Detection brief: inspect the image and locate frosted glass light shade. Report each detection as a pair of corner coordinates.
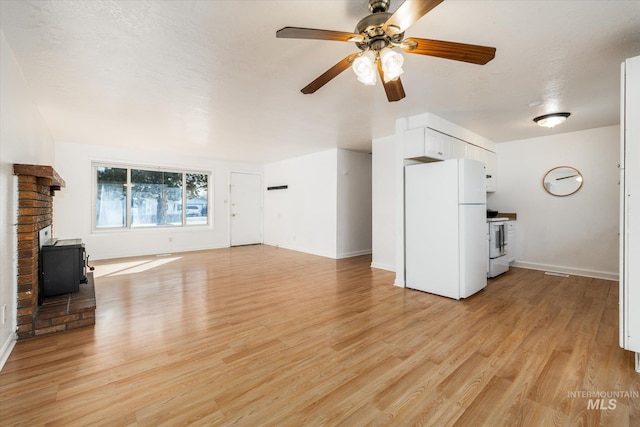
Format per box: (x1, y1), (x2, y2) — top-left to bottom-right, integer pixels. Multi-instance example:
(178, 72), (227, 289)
(533, 112), (571, 128)
(352, 51), (377, 86)
(380, 47), (404, 82)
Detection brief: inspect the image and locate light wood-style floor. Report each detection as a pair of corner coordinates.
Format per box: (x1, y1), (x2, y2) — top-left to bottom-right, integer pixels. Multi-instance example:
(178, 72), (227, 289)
(1, 245), (638, 426)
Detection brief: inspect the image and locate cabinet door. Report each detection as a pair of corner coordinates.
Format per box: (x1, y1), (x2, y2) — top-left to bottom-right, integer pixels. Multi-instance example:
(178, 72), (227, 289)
(465, 144), (483, 162)
(465, 145), (497, 192)
(449, 137), (467, 159)
(484, 151), (497, 192)
(404, 127), (425, 159)
(424, 128), (448, 160)
(507, 221), (516, 263)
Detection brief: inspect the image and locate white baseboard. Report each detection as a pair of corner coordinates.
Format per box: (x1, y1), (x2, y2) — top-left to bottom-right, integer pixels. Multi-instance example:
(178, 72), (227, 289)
(336, 249), (372, 259)
(0, 333), (16, 372)
(512, 261), (619, 281)
(370, 262), (395, 272)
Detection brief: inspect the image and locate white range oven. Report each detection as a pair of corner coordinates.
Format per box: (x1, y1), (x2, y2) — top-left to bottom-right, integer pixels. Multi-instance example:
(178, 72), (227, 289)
(488, 218), (509, 278)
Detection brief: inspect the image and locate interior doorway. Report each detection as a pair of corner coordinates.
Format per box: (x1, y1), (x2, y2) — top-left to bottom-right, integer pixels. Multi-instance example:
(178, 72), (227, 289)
(229, 172), (262, 246)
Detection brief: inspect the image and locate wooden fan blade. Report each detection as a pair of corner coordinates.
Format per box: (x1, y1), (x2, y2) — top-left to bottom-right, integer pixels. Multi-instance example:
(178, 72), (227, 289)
(301, 53), (359, 94)
(382, 0), (445, 34)
(276, 27), (363, 43)
(402, 38), (496, 65)
(377, 61), (406, 102)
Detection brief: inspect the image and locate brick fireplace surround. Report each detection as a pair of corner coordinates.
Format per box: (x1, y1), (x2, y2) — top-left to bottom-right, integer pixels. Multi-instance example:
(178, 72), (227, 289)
(13, 164), (96, 340)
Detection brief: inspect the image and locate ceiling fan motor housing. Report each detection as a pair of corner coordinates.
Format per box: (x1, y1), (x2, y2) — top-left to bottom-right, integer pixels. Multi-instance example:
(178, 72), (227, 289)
(355, 12), (404, 51)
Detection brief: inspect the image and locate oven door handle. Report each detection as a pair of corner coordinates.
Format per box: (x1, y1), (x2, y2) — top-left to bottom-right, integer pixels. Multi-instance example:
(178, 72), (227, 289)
(499, 224), (506, 254)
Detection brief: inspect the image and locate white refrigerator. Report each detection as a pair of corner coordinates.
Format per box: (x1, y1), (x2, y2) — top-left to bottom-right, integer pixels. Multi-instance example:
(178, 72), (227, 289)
(405, 158), (488, 299)
(620, 55), (640, 371)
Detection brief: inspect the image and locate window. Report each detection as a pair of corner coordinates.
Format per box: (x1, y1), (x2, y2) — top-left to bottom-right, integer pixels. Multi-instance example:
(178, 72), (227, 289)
(94, 164), (210, 229)
(185, 173), (209, 225)
(130, 169), (183, 227)
(96, 167), (127, 228)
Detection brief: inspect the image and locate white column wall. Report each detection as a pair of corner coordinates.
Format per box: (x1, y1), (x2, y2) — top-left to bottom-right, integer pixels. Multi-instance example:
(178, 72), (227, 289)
(371, 135), (396, 271)
(263, 149), (338, 258)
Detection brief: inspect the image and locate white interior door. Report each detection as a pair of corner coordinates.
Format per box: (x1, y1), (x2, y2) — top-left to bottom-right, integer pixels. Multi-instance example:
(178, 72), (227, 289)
(230, 172), (262, 246)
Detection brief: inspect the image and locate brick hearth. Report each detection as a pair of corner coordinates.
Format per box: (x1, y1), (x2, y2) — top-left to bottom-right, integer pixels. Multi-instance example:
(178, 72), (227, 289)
(13, 164), (96, 339)
(34, 273), (96, 336)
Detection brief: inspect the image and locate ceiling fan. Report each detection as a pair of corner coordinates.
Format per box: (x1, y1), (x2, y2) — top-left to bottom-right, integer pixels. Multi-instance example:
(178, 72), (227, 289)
(276, 0), (496, 102)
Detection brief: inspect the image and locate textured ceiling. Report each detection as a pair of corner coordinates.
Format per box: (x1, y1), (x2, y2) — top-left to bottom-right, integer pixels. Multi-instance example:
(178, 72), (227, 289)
(1, 0), (640, 163)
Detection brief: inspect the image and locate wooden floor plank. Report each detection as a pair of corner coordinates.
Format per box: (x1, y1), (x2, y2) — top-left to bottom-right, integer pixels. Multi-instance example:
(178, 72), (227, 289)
(0, 245), (637, 426)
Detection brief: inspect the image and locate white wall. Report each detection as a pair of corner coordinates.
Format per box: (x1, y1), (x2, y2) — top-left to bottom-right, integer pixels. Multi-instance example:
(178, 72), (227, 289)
(0, 31), (55, 369)
(263, 149), (338, 258)
(54, 142), (262, 260)
(337, 150), (372, 259)
(488, 125), (620, 280)
(264, 148), (372, 259)
(371, 135), (396, 271)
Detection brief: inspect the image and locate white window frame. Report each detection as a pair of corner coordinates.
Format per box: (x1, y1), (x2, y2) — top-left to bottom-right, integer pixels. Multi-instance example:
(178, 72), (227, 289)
(92, 162), (212, 232)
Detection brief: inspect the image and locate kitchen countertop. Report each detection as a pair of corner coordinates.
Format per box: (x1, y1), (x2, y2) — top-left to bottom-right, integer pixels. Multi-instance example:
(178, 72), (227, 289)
(497, 212), (517, 220)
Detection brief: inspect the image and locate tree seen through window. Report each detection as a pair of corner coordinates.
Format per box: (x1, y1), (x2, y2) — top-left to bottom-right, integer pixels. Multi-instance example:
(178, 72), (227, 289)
(94, 165), (209, 229)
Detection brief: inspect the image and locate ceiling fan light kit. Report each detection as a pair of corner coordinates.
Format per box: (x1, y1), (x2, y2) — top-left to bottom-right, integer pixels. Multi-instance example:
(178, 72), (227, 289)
(533, 112), (571, 128)
(352, 48), (404, 85)
(276, 0), (496, 102)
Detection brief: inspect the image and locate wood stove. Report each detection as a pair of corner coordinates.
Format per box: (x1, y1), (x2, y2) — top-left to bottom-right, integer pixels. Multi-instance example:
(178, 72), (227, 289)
(39, 238), (87, 305)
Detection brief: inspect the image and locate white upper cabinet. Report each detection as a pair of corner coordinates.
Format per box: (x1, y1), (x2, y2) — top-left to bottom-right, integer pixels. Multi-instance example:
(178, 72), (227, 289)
(424, 128), (450, 160)
(404, 127), (449, 160)
(449, 137), (467, 159)
(404, 127), (428, 159)
(466, 144), (497, 192)
(484, 151), (497, 192)
(403, 124), (497, 192)
(404, 127), (459, 161)
(400, 113), (498, 192)
(465, 143), (483, 162)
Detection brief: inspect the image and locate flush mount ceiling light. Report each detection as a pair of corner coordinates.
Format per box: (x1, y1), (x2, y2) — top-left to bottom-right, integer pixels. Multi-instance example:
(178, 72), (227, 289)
(533, 112), (571, 128)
